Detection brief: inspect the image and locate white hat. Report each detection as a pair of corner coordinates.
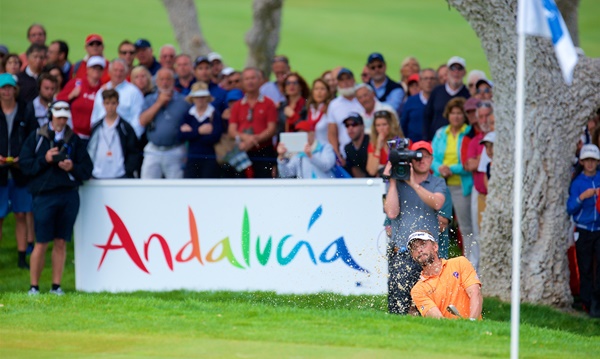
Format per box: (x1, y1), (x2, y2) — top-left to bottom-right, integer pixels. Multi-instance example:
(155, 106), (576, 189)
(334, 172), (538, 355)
(50, 101), (71, 119)
(407, 231), (436, 248)
(480, 131), (496, 145)
(221, 67), (235, 76)
(188, 89), (211, 98)
(447, 56), (466, 68)
(580, 144), (600, 160)
(87, 56), (106, 69)
(207, 52), (222, 62)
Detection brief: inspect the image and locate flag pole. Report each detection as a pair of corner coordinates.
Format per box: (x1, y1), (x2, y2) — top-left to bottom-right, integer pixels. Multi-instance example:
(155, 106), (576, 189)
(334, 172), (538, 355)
(511, 1), (527, 358)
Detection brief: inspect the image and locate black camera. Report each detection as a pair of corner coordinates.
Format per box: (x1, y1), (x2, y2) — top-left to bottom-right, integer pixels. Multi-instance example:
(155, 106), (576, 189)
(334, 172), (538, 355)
(388, 138), (422, 181)
(52, 140), (70, 163)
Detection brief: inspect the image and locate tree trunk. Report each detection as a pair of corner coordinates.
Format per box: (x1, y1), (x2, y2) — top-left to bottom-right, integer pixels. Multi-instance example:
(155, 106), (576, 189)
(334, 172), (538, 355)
(162, 0), (212, 58)
(448, 0), (600, 306)
(244, 0), (283, 78)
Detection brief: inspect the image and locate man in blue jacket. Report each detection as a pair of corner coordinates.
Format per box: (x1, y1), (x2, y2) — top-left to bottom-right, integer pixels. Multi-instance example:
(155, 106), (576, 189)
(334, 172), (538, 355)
(567, 143), (600, 318)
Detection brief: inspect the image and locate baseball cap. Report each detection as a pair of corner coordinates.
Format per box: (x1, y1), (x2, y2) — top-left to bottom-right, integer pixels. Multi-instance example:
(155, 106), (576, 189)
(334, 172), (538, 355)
(295, 120), (316, 132)
(87, 56), (106, 69)
(407, 74), (420, 84)
(476, 78), (494, 88)
(580, 144), (600, 160)
(480, 131), (496, 145)
(410, 141), (433, 155)
(367, 52), (385, 64)
(447, 56), (466, 68)
(464, 97), (481, 112)
(343, 113), (364, 126)
(226, 89), (244, 103)
(134, 39), (152, 49)
(221, 67), (235, 76)
(407, 231), (436, 249)
(337, 68), (354, 80)
(194, 56), (210, 68)
(50, 101), (71, 119)
(0, 73), (17, 88)
(85, 34), (103, 45)
(0, 45), (8, 55)
(208, 52), (222, 62)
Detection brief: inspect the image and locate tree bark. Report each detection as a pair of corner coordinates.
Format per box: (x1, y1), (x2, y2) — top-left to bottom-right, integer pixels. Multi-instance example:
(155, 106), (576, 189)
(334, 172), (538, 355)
(162, 0), (212, 58)
(244, 0), (283, 78)
(448, 0), (600, 306)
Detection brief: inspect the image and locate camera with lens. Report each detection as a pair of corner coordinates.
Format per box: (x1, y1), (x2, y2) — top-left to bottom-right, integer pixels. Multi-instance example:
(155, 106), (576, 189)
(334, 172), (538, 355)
(387, 138), (422, 181)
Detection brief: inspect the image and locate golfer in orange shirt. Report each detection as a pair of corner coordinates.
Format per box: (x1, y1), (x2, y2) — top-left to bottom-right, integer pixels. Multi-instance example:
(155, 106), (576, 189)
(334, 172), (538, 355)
(408, 230), (483, 320)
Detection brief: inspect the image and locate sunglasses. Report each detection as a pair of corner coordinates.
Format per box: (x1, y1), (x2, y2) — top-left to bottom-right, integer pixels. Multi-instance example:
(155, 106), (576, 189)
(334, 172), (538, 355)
(119, 50), (135, 55)
(369, 64), (383, 70)
(374, 110), (392, 119)
(361, 73), (368, 77)
(285, 80), (299, 86)
(345, 122), (360, 128)
(247, 108), (253, 122)
(477, 101), (493, 108)
(476, 88), (492, 94)
(88, 41), (103, 47)
(449, 64), (464, 71)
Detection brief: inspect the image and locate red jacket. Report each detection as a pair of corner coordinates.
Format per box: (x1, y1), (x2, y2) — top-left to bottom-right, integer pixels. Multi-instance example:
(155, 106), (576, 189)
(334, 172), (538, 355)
(57, 78), (101, 137)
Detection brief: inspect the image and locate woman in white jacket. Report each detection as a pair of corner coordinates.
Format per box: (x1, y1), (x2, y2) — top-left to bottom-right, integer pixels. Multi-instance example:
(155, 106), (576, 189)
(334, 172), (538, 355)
(277, 120), (336, 179)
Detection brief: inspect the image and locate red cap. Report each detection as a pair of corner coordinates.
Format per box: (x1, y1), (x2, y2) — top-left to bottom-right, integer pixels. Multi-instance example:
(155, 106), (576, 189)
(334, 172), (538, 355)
(294, 120), (316, 132)
(85, 34), (103, 45)
(410, 141), (432, 154)
(407, 74), (420, 84)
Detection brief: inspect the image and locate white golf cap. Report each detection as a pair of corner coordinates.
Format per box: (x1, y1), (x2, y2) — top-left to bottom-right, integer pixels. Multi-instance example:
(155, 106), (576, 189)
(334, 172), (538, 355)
(207, 52), (222, 62)
(407, 231), (436, 248)
(221, 67), (235, 76)
(188, 89), (211, 98)
(580, 144), (600, 160)
(447, 56), (466, 68)
(50, 101), (71, 119)
(480, 131), (496, 145)
(87, 56), (106, 69)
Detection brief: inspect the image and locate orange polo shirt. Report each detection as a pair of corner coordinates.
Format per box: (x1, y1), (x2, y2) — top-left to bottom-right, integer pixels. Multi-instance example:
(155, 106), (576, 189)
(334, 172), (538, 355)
(411, 256), (482, 319)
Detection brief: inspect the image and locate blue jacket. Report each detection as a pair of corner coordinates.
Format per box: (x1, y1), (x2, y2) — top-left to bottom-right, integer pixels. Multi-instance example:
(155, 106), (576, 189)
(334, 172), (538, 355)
(400, 93), (426, 142)
(432, 124), (473, 196)
(567, 172), (600, 231)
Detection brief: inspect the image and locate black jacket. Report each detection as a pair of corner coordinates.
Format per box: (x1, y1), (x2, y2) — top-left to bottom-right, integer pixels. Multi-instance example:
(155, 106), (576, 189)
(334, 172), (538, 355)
(19, 124), (93, 195)
(88, 118), (141, 178)
(0, 101), (39, 186)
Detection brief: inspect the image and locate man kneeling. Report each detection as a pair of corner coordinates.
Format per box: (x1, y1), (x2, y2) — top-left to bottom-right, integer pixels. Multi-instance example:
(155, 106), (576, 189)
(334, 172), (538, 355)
(409, 230), (483, 320)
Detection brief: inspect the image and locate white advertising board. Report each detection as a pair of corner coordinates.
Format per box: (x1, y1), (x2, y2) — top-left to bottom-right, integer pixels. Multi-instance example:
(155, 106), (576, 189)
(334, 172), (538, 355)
(74, 179), (388, 294)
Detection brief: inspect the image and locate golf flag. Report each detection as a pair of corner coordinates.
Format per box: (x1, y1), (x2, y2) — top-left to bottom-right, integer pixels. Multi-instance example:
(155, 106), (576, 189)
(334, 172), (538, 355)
(518, 0), (578, 84)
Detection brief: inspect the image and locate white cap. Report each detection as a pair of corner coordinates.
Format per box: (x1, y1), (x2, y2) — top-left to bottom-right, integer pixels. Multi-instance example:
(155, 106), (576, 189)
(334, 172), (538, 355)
(188, 89), (211, 98)
(50, 101), (71, 119)
(480, 131), (496, 144)
(580, 144), (600, 160)
(407, 231), (436, 248)
(87, 56), (106, 69)
(207, 52), (222, 62)
(221, 67), (235, 76)
(447, 56), (466, 68)
(476, 78), (494, 88)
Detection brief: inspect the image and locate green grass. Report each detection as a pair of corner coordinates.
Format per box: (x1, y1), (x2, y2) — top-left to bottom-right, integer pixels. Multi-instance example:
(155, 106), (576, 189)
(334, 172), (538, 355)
(1, 215), (599, 358)
(1, 0), (599, 82)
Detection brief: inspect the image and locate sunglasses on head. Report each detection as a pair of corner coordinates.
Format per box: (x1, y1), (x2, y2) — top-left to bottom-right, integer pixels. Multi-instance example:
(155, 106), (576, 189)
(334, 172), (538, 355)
(52, 106), (69, 111)
(88, 41), (102, 47)
(374, 110), (391, 119)
(449, 64), (464, 71)
(477, 101), (493, 108)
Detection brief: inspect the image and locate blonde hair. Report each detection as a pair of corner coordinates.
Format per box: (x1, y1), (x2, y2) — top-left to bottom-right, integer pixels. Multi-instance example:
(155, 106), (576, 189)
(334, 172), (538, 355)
(130, 66), (153, 94)
(370, 110), (403, 148)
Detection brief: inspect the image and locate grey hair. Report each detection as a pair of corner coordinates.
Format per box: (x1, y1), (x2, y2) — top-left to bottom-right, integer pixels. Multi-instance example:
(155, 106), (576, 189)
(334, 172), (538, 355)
(467, 70), (487, 85)
(354, 83), (374, 93)
(109, 58), (129, 73)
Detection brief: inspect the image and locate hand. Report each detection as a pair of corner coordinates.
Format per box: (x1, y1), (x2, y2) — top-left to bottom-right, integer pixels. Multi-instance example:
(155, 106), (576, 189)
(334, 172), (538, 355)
(335, 153), (346, 167)
(58, 159), (73, 172)
(221, 108), (231, 120)
(404, 164), (416, 187)
(284, 106), (296, 118)
(580, 188), (597, 201)
(276, 142), (288, 157)
(198, 123), (213, 135)
(157, 91), (173, 106)
(438, 215), (449, 233)
(382, 161), (392, 177)
(45, 148), (59, 163)
(303, 143), (312, 158)
(439, 165), (452, 178)
(180, 123), (193, 132)
(69, 85), (81, 100)
(376, 136), (386, 152)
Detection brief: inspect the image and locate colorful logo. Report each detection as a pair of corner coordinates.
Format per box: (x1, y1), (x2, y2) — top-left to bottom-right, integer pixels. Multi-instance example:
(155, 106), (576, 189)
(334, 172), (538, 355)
(95, 205), (370, 274)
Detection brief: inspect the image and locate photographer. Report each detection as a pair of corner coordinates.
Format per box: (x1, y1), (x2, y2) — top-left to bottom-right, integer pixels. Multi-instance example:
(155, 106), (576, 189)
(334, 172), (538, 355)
(383, 141), (446, 314)
(19, 101), (93, 295)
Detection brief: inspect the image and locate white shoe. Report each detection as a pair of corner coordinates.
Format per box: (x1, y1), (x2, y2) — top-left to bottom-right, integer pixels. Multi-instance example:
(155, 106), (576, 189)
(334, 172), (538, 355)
(49, 287), (65, 296)
(28, 287), (40, 296)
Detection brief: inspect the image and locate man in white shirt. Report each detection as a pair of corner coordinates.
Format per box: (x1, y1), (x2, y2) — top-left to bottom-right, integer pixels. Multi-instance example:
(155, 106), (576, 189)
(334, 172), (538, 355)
(327, 68), (363, 162)
(90, 59), (145, 138)
(354, 83), (397, 135)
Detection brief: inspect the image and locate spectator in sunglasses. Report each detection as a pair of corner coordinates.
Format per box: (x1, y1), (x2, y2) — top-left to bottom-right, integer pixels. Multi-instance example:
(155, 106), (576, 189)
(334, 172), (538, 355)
(466, 70), (486, 97)
(71, 34), (110, 85)
(474, 78), (493, 101)
(367, 53), (404, 115)
(279, 72), (309, 132)
(117, 40), (136, 78)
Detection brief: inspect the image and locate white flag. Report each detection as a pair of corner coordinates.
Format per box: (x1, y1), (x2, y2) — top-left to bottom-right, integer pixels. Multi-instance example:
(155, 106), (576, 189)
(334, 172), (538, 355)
(518, 0), (578, 84)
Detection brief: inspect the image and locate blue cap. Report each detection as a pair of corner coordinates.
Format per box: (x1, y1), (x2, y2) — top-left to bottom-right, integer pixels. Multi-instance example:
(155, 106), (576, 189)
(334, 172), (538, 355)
(226, 89), (244, 103)
(0, 45), (8, 55)
(194, 56), (210, 68)
(367, 52), (385, 64)
(134, 39), (151, 49)
(337, 68), (354, 80)
(0, 73), (17, 88)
